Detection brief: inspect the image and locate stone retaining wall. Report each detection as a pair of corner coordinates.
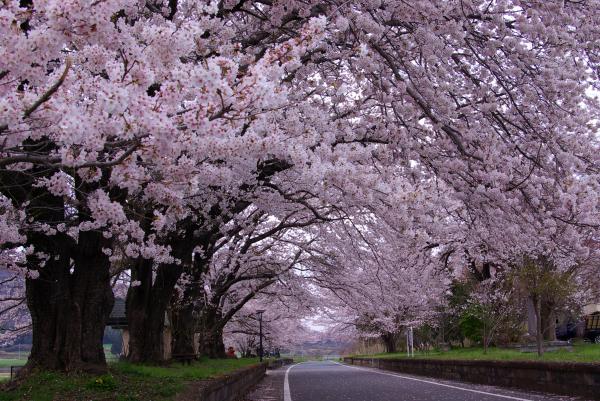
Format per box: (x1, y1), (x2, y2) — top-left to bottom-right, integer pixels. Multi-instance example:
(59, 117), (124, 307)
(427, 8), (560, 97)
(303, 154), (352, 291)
(343, 357), (600, 399)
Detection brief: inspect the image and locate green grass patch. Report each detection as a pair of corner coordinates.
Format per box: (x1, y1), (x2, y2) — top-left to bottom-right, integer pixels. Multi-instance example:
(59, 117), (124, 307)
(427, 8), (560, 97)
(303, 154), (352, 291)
(281, 355), (323, 363)
(0, 360), (26, 368)
(353, 343), (600, 363)
(0, 357), (261, 401)
(113, 357), (260, 380)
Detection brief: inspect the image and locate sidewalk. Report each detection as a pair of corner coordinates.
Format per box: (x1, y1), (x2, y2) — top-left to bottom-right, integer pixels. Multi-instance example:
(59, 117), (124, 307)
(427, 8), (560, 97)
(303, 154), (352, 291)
(239, 365), (286, 401)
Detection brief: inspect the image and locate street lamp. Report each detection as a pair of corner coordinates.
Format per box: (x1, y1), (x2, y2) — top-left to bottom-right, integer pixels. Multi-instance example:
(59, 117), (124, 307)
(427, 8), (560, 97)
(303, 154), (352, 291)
(256, 309), (266, 362)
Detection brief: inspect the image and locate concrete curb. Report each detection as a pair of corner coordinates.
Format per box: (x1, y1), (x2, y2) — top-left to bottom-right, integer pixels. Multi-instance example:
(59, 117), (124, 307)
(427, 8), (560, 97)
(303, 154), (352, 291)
(343, 357), (600, 399)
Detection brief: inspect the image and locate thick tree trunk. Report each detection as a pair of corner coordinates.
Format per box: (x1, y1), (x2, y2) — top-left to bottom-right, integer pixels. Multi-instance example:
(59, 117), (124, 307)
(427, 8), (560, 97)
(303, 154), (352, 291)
(171, 303), (197, 356)
(127, 260), (182, 363)
(381, 332), (396, 353)
(211, 329), (225, 358)
(3, 146), (117, 374)
(196, 307), (225, 358)
(171, 250), (213, 358)
(26, 231), (114, 373)
(198, 327), (226, 358)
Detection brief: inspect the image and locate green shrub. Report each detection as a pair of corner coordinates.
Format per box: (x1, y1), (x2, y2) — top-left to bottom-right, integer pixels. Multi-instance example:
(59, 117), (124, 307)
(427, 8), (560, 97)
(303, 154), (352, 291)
(117, 395), (140, 401)
(459, 312), (484, 343)
(86, 374), (118, 391)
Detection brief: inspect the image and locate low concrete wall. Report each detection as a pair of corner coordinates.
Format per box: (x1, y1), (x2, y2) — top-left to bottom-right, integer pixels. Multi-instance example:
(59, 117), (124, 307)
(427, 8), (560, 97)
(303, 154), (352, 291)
(176, 363), (266, 401)
(343, 357), (600, 399)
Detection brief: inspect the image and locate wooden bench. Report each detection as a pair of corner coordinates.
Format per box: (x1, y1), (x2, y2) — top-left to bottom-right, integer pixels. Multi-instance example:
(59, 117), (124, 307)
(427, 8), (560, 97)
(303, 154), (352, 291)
(10, 366), (22, 380)
(172, 353), (198, 365)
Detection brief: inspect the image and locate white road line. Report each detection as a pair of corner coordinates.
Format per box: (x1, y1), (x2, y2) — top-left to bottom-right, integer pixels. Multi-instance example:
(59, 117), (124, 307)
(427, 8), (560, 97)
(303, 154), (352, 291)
(283, 362), (303, 401)
(332, 362), (533, 401)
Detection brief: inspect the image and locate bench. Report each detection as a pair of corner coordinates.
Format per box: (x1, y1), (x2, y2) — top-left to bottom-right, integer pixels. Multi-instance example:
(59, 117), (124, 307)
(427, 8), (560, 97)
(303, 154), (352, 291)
(10, 366), (22, 380)
(172, 353), (198, 365)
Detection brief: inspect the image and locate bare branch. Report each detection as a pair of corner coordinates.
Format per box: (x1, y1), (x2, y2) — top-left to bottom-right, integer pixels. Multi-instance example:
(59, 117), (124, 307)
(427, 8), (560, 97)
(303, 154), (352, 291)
(24, 58), (72, 119)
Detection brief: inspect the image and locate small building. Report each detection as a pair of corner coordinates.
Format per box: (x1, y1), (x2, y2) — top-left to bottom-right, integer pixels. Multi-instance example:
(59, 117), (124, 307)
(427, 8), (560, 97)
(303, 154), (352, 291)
(106, 298), (129, 356)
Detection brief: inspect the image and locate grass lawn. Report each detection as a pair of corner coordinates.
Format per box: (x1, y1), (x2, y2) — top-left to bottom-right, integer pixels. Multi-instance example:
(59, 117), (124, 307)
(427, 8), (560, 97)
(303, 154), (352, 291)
(0, 345), (113, 367)
(0, 360), (26, 369)
(0, 357), (261, 401)
(353, 342), (600, 363)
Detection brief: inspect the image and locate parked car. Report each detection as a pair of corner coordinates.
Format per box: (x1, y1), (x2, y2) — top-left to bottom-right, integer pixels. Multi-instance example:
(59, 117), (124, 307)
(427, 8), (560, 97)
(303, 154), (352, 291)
(584, 312), (600, 344)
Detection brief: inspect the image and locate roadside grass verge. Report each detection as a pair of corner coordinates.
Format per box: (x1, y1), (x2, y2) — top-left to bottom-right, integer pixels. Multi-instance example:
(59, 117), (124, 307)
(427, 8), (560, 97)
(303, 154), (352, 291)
(0, 357), (260, 401)
(114, 357), (260, 380)
(286, 356), (309, 363)
(352, 343), (600, 363)
(281, 355), (325, 363)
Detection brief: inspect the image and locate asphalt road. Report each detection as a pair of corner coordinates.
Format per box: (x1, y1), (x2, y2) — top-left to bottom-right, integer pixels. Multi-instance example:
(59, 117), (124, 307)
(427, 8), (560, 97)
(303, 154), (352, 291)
(282, 361), (581, 401)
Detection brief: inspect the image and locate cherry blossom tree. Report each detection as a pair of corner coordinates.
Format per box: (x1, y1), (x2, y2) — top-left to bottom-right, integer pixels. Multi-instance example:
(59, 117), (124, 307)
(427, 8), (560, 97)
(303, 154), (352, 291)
(2, 0), (600, 373)
(301, 209), (450, 350)
(169, 201), (333, 358)
(224, 291), (320, 357)
(1, 0), (328, 370)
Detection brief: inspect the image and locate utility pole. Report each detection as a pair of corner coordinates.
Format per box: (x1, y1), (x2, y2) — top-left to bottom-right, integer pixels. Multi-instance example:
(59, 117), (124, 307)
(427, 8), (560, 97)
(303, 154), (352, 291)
(410, 326), (414, 357)
(406, 326), (414, 357)
(257, 309), (265, 362)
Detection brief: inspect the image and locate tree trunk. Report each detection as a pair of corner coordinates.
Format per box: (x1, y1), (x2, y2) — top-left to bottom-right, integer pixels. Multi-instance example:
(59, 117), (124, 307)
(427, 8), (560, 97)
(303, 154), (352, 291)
(197, 307), (226, 358)
(2, 146), (117, 374)
(381, 332), (396, 353)
(541, 301), (557, 341)
(198, 328), (225, 358)
(2, 156), (114, 373)
(483, 320), (488, 354)
(126, 234), (190, 364)
(526, 296), (537, 338)
(171, 249), (213, 358)
(534, 295), (544, 356)
(127, 260), (182, 363)
(171, 302), (197, 356)
(26, 231), (114, 373)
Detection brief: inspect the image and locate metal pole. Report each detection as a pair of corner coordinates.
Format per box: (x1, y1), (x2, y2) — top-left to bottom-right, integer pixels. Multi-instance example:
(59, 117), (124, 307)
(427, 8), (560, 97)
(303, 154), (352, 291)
(410, 327), (413, 357)
(259, 315), (263, 362)
(409, 327), (414, 357)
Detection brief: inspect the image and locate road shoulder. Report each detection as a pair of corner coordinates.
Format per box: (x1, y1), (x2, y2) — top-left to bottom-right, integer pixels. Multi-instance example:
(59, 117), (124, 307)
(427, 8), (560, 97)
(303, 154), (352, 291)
(239, 365), (287, 401)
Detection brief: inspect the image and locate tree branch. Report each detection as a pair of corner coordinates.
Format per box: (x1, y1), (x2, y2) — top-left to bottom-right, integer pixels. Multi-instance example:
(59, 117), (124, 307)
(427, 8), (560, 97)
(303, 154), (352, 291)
(24, 58), (72, 119)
